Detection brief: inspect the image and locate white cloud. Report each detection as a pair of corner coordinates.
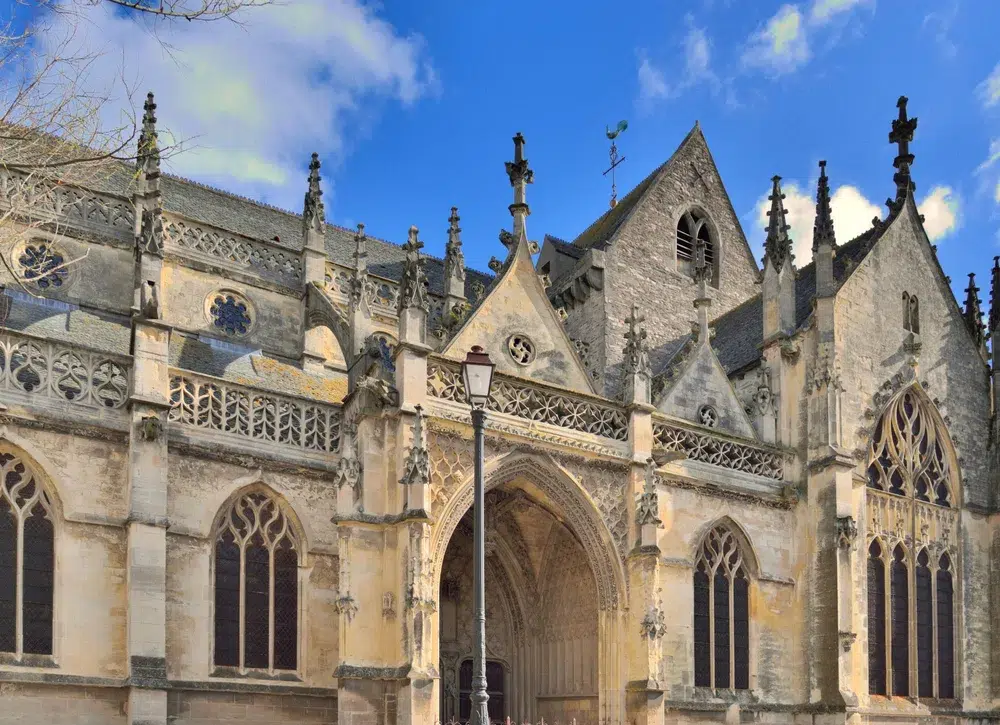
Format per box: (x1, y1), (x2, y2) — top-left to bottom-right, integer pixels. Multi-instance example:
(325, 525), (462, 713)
(753, 179), (880, 263)
(917, 186), (960, 241)
(977, 139), (1000, 173)
(810, 0), (869, 25)
(636, 20), (716, 108)
(36, 0), (437, 210)
(978, 63), (1000, 109)
(741, 5), (810, 76)
(637, 56), (669, 105)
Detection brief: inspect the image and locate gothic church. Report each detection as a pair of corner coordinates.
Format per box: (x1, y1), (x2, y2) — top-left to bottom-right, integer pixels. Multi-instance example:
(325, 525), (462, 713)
(0, 93), (994, 725)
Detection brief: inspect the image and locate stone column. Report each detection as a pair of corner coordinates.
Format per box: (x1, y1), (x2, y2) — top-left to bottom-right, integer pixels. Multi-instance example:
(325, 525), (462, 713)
(125, 317), (172, 725)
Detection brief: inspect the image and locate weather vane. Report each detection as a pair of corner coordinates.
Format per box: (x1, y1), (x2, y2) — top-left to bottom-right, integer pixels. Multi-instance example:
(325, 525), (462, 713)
(603, 120), (628, 208)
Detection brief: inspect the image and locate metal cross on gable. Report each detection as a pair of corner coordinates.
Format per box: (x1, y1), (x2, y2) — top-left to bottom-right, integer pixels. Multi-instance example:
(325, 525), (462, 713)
(603, 120), (628, 208)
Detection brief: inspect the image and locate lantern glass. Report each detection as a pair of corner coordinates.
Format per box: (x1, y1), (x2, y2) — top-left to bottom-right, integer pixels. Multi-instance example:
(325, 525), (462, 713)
(461, 345), (495, 408)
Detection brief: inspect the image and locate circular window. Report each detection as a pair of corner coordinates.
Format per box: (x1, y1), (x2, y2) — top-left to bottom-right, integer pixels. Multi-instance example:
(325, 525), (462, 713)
(17, 241), (69, 290)
(697, 404), (719, 428)
(507, 334), (536, 365)
(207, 290), (253, 336)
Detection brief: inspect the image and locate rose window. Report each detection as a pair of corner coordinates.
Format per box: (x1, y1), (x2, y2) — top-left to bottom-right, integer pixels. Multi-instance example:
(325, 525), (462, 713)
(209, 292), (252, 336)
(698, 404), (718, 428)
(18, 243), (67, 290)
(506, 334), (535, 365)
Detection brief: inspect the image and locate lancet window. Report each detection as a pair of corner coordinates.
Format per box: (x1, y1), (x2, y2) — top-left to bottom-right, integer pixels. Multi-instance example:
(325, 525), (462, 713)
(693, 523), (750, 690)
(676, 211), (717, 286)
(0, 451), (54, 658)
(866, 387), (957, 699)
(213, 490), (299, 673)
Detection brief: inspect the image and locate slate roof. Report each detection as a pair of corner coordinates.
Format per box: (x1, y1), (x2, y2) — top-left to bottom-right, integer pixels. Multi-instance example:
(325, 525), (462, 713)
(170, 333), (347, 404)
(543, 234), (584, 260)
(1, 289), (131, 356)
(710, 227), (878, 375)
(72, 160), (494, 298)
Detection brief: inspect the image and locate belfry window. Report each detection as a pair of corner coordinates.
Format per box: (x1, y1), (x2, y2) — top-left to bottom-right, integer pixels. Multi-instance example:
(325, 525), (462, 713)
(0, 451), (54, 658)
(213, 491), (299, 673)
(676, 211), (716, 286)
(693, 523), (750, 690)
(866, 387), (957, 699)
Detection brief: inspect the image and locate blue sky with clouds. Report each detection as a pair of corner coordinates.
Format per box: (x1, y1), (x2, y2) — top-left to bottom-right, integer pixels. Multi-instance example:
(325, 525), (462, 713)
(23, 0), (1000, 302)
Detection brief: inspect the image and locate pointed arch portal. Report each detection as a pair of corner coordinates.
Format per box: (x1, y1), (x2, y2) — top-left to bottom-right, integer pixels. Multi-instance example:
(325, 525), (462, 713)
(432, 452), (627, 725)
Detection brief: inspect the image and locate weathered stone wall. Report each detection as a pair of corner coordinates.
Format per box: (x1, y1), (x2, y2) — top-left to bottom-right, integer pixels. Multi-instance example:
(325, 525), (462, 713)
(0, 683), (128, 725)
(166, 689), (337, 724)
(600, 130), (761, 398)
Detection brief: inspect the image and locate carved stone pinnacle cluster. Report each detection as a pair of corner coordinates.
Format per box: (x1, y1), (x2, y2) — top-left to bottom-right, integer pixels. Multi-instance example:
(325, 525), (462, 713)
(813, 160), (836, 252)
(303, 152), (325, 234)
(764, 175), (793, 270)
(398, 226), (429, 313)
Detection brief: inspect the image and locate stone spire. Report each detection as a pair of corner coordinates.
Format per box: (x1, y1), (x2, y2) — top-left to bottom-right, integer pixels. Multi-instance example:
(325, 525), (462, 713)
(813, 161), (836, 252)
(137, 92), (160, 181)
(397, 226), (429, 313)
(990, 256), (1000, 334)
(963, 272), (986, 349)
(303, 153), (325, 235)
(505, 132), (534, 244)
(764, 175), (793, 270)
(443, 207), (466, 299)
(888, 96), (918, 213)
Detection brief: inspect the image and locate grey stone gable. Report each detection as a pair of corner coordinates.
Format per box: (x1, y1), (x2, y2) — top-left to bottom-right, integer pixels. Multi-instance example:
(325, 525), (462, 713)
(710, 226), (878, 375)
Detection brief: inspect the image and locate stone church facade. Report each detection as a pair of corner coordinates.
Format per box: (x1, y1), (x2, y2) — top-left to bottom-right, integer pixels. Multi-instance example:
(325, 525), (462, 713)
(0, 94), (995, 725)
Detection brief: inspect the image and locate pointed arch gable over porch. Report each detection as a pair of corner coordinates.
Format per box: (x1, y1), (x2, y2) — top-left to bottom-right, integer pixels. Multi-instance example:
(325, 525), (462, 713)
(431, 451), (628, 612)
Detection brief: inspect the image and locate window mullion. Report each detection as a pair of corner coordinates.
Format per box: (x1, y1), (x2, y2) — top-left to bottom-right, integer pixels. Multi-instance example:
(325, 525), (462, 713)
(14, 509), (23, 660)
(268, 544), (275, 674)
(238, 542), (246, 672)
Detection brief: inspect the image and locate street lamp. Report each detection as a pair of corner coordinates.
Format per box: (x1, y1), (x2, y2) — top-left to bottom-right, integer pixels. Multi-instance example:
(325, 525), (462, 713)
(461, 345), (495, 725)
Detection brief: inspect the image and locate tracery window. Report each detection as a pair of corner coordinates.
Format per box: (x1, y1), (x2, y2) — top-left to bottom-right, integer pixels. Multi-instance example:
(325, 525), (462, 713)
(17, 242), (67, 290)
(693, 523), (750, 690)
(0, 451), (54, 658)
(208, 291), (253, 336)
(676, 211), (717, 286)
(213, 490), (299, 673)
(866, 386), (957, 700)
(902, 292), (920, 334)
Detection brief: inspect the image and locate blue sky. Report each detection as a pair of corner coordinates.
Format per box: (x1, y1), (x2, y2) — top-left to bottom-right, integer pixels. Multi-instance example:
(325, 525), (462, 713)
(21, 0), (1000, 304)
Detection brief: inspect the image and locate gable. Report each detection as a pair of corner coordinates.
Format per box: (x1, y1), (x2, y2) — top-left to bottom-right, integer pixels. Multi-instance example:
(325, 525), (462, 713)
(441, 234), (595, 394)
(654, 338), (756, 438)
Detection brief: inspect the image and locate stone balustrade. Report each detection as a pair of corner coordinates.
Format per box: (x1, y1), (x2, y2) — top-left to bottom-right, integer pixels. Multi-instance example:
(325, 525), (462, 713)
(652, 414), (784, 480)
(168, 370), (342, 454)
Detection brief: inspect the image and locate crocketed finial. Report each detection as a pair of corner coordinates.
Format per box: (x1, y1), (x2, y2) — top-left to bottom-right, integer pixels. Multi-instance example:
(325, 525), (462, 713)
(303, 152), (325, 234)
(398, 225), (429, 313)
(764, 175), (793, 270)
(137, 91), (160, 177)
(444, 206), (465, 283)
(813, 160), (836, 252)
(888, 96), (918, 213)
(990, 256), (1000, 334)
(963, 272), (985, 347)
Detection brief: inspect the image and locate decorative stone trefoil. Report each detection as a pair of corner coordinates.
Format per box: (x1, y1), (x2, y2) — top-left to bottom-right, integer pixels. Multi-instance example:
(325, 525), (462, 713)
(635, 457), (662, 528)
(399, 405), (429, 487)
(397, 226), (429, 313)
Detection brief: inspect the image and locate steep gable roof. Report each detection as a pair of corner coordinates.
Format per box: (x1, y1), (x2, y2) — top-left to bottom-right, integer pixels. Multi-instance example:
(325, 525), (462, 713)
(441, 230), (595, 395)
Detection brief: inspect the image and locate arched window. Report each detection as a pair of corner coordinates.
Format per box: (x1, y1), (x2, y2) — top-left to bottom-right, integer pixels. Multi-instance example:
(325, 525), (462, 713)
(0, 451), (54, 658)
(866, 386), (958, 699)
(867, 541), (887, 696)
(693, 524), (750, 690)
(867, 389), (952, 507)
(213, 490), (299, 673)
(676, 211), (717, 286)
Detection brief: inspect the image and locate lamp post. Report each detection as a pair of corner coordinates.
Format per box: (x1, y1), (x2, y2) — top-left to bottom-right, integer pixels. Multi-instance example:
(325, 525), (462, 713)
(461, 345), (495, 725)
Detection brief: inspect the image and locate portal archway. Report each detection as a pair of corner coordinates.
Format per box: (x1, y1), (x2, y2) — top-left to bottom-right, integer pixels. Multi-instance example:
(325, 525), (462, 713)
(431, 451), (627, 725)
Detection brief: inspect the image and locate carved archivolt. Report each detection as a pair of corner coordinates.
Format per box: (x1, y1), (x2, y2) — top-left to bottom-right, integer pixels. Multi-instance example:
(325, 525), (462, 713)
(431, 452), (627, 611)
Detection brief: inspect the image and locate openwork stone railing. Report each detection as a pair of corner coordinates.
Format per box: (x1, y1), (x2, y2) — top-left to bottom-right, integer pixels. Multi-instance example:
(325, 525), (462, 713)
(0, 168), (134, 235)
(169, 371), (341, 453)
(0, 329), (130, 410)
(427, 358), (628, 441)
(326, 263), (449, 324)
(652, 417), (783, 480)
(164, 215), (303, 286)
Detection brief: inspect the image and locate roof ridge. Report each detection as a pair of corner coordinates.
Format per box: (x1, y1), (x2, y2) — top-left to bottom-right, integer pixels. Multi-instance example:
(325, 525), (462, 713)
(162, 170), (302, 219)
